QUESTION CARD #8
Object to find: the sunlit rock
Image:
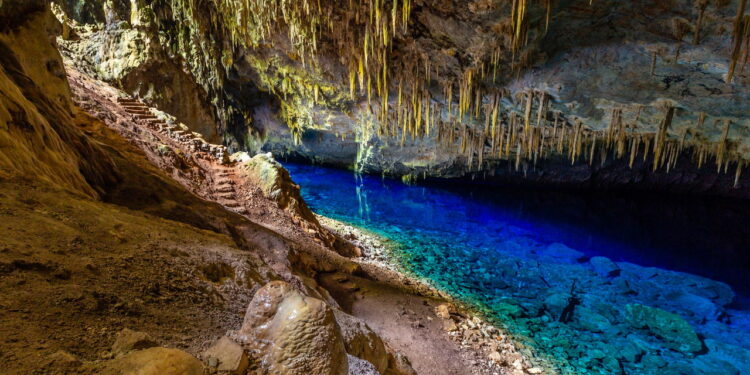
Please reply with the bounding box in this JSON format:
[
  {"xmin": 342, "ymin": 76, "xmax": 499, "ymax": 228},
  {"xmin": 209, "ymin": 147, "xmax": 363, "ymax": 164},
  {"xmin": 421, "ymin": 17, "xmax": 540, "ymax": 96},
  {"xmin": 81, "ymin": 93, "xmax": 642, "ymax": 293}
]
[{"xmin": 237, "ymin": 281, "xmax": 348, "ymax": 375}]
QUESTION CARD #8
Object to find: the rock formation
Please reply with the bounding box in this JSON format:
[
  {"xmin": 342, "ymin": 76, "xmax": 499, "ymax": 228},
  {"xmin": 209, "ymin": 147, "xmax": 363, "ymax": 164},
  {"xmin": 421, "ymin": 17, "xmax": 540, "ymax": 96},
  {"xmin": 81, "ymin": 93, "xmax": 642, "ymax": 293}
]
[{"xmin": 49, "ymin": 0, "xmax": 750, "ymax": 197}]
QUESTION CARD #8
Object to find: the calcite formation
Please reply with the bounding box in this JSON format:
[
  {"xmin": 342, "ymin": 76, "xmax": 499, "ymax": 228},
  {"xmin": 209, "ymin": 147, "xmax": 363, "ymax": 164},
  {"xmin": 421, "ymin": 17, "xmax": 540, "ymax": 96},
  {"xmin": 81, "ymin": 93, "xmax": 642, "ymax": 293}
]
[
  {"xmin": 237, "ymin": 281, "xmax": 349, "ymax": 375},
  {"xmin": 48, "ymin": 0, "xmax": 750, "ymax": 196}
]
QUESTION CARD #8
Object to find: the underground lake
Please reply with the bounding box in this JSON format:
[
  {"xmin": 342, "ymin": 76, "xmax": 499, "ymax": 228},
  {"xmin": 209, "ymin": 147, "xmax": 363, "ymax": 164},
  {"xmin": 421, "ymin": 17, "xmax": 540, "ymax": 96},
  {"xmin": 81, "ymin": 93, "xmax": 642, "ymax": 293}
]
[{"xmin": 285, "ymin": 162, "xmax": 750, "ymax": 375}]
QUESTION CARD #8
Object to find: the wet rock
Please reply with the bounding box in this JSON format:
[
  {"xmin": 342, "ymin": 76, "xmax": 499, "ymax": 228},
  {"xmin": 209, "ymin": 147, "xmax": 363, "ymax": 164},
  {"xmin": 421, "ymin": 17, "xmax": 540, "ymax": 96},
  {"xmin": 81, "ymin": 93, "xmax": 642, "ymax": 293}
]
[
  {"xmin": 625, "ymin": 304, "xmax": 702, "ymax": 354},
  {"xmin": 703, "ymin": 339, "xmax": 750, "ymax": 374},
  {"xmin": 541, "ymin": 243, "xmax": 585, "ymax": 264},
  {"xmin": 574, "ymin": 307, "xmax": 611, "ymax": 333},
  {"xmin": 237, "ymin": 281, "xmax": 348, "ymax": 375},
  {"xmin": 589, "ymin": 257, "xmax": 620, "ymax": 277},
  {"xmin": 202, "ymin": 336, "xmax": 249, "ymax": 375},
  {"xmin": 95, "ymin": 347, "xmax": 203, "ymax": 375},
  {"xmin": 111, "ymin": 328, "xmax": 158, "ymax": 357},
  {"xmin": 672, "ymin": 292, "xmax": 719, "ymax": 321},
  {"xmin": 333, "ymin": 310, "xmax": 388, "ymax": 373}
]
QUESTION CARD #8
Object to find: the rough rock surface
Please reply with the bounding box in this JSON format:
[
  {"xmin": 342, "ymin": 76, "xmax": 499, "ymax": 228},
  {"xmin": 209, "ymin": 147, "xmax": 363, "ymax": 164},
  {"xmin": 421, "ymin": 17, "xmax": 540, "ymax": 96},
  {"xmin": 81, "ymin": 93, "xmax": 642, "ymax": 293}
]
[
  {"xmin": 241, "ymin": 153, "xmax": 317, "ymax": 220},
  {"xmin": 111, "ymin": 329, "xmax": 158, "ymax": 357},
  {"xmin": 236, "ymin": 281, "xmax": 349, "ymax": 375},
  {"xmin": 333, "ymin": 309, "xmax": 389, "ymax": 373},
  {"xmin": 93, "ymin": 347, "xmax": 204, "ymax": 375},
  {"xmin": 625, "ymin": 303, "xmax": 703, "ymax": 354}
]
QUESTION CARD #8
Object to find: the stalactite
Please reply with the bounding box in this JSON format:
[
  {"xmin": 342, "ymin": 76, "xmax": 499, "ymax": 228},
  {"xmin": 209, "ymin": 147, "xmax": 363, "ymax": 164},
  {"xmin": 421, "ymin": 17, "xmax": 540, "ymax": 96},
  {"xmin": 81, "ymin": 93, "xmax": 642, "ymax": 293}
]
[
  {"xmin": 716, "ymin": 119, "xmax": 731, "ymax": 172},
  {"xmin": 694, "ymin": 0, "xmax": 709, "ymax": 45},
  {"xmin": 736, "ymin": 160, "xmax": 744, "ymax": 187},
  {"xmin": 653, "ymin": 106, "xmax": 675, "ymax": 171},
  {"xmin": 728, "ymin": 0, "xmax": 749, "ymax": 82}
]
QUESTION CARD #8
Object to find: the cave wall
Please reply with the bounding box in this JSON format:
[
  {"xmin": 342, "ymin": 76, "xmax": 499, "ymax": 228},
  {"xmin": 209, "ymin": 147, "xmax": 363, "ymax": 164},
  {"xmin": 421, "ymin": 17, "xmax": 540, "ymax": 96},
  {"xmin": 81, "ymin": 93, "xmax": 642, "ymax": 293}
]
[{"xmin": 0, "ymin": 0, "xmax": 116, "ymax": 197}]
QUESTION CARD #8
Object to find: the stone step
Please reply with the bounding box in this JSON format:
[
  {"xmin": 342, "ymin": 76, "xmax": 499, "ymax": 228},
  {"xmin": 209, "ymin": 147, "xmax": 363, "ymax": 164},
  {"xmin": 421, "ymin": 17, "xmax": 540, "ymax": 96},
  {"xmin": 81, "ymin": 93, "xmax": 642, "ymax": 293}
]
[
  {"xmin": 216, "ymin": 192, "xmax": 235, "ymax": 199},
  {"xmin": 221, "ymin": 201, "xmax": 241, "ymax": 208},
  {"xmin": 136, "ymin": 115, "xmax": 157, "ymax": 120},
  {"xmin": 216, "ymin": 185, "xmax": 234, "ymax": 193},
  {"xmin": 124, "ymin": 105, "xmax": 148, "ymax": 110}
]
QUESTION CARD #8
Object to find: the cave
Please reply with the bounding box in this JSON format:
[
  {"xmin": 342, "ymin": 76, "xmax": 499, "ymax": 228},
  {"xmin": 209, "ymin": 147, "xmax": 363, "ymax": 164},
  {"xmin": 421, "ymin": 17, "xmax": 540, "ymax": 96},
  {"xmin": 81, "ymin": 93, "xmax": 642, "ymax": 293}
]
[{"xmin": 1, "ymin": 0, "xmax": 749, "ymax": 374}]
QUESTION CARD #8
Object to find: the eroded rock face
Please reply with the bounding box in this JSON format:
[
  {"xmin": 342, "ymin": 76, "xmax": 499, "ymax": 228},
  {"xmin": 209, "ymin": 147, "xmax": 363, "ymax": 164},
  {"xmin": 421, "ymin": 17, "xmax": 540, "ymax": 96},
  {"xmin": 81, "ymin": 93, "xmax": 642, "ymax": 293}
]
[
  {"xmin": 237, "ymin": 280, "xmax": 348, "ymax": 375},
  {"xmin": 54, "ymin": 0, "xmax": 221, "ymax": 142},
  {"xmin": 0, "ymin": 0, "xmax": 117, "ymax": 198},
  {"xmin": 333, "ymin": 310, "xmax": 389, "ymax": 373},
  {"xmin": 241, "ymin": 153, "xmax": 311, "ymax": 215}
]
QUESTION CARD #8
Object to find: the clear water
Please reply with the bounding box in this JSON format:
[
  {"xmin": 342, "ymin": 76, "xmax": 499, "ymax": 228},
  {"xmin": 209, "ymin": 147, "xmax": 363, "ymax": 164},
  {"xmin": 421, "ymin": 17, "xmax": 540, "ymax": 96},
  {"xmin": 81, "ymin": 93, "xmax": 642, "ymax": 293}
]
[{"xmin": 284, "ymin": 162, "xmax": 750, "ymax": 375}]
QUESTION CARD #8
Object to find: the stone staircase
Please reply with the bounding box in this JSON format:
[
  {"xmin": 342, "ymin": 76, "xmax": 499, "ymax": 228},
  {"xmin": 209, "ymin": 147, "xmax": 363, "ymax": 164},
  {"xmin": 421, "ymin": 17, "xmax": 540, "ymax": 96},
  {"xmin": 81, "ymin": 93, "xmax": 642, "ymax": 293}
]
[
  {"xmin": 213, "ymin": 168, "xmax": 247, "ymax": 215},
  {"xmin": 116, "ymin": 97, "xmax": 228, "ymax": 163},
  {"xmin": 116, "ymin": 96, "xmax": 245, "ymax": 214}
]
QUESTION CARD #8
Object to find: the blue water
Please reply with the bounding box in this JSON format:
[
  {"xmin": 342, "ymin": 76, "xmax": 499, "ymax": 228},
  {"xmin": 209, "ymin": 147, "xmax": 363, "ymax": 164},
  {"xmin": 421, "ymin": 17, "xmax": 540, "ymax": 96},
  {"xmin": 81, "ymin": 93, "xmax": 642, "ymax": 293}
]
[{"xmin": 284, "ymin": 162, "xmax": 750, "ymax": 374}]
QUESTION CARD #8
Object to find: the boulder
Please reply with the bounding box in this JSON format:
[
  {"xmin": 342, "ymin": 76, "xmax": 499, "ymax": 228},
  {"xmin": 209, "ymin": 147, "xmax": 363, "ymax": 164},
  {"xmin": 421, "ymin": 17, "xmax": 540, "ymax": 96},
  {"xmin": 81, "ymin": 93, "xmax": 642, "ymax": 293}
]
[
  {"xmin": 385, "ymin": 352, "xmax": 417, "ymax": 375},
  {"xmin": 237, "ymin": 281, "xmax": 348, "ymax": 375},
  {"xmin": 95, "ymin": 347, "xmax": 203, "ymax": 375},
  {"xmin": 703, "ymin": 339, "xmax": 750, "ymax": 374},
  {"xmin": 334, "ymin": 310, "xmax": 389, "ymax": 373},
  {"xmin": 589, "ymin": 256, "xmax": 620, "ymax": 277},
  {"xmin": 434, "ymin": 303, "xmax": 455, "ymax": 319},
  {"xmin": 242, "ymin": 153, "xmax": 302, "ymax": 211},
  {"xmin": 40, "ymin": 350, "xmax": 82, "ymax": 373},
  {"xmin": 542, "ymin": 243, "xmax": 585, "ymax": 263},
  {"xmin": 625, "ymin": 304, "xmax": 702, "ymax": 354},
  {"xmin": 672, "ymin": 293, "xmax": 719, "ymax": 321},
  {"xmin": 111, "ymin": 328, "xmax": 158, "ymax": 357},
  {"xmin": 575, "ymin": 307, "xmax": 612, "ymax": 333},
  {"xmin": 203, "ymin": 336, "xmax": 249, "ymax": 375}
]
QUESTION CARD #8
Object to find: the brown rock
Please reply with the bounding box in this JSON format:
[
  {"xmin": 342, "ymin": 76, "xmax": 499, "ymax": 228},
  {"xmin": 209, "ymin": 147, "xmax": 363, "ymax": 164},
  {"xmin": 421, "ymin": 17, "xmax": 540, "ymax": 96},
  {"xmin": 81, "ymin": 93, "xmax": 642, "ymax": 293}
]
[
  {"xmin": 385, "ymin": 352, "xmax": 418, "ymax": 375},
  {"xmin": 111, "ymin": 328, "xmax": 158, "ymax": 357},
  {"xmin": 488, "ymin": 351, "xmax": 503, "ymax": 364},
  {"xmin": 95, "ymin": 347, "xmax": 203, "ymax": 375},
  {"xmin": 435, "ymin": 303, "xmax": 455, "ymax": 319},
  {"xmin": 203, "ymin": 336, "xmax": 249, "ymax": 375},
  {"xmin": 443, "ymin": 319, "xmax": 458, "ymax": 332},
  {"xmin": 334, "ymin": 310, "xmax": 388, "ymax": 373},
  {"xmin": 238, "ymin": 281, "xmax": 348, "ymax": 375}
]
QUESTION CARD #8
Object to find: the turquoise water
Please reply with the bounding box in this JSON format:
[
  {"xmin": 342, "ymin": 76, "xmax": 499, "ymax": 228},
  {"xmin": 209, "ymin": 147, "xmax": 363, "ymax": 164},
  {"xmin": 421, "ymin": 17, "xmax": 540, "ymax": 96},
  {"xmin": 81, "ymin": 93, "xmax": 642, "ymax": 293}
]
[{"xmin": 285, "ymin": 162, "xmax": 750, "ymax": 375}]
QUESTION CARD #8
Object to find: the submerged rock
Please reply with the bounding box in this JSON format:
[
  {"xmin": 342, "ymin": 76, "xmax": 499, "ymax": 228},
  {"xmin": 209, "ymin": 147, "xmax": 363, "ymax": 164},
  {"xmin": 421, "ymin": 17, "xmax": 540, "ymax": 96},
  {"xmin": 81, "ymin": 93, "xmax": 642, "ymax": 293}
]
[
  {"xmin": 589, "ymin": 256, "xmax": 620, "ymax": 277},
  {"xmin": 625, "ymin": 304, "xmax": 702, "ymax": 354},
  {"xmin": 541, "ymin": 243, "xmax": 585, "ymax": 264}
]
